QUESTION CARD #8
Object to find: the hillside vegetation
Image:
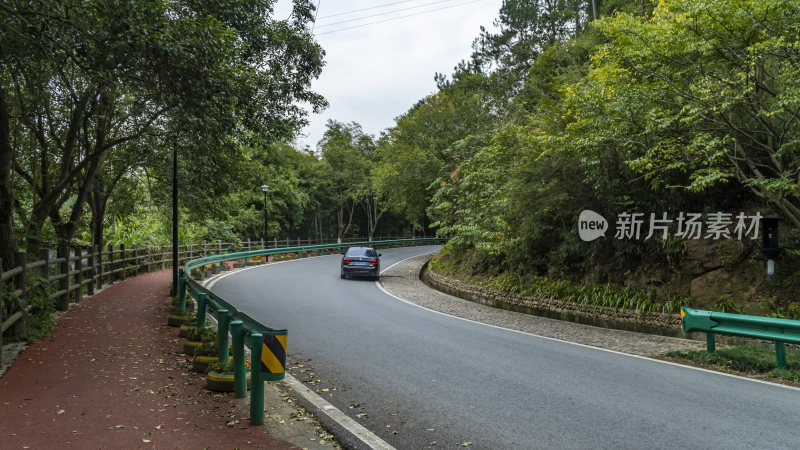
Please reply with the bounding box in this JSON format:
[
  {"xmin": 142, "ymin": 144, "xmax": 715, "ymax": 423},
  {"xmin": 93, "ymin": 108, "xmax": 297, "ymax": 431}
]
[{"xmin": 374, "ymin": 0, "xmax": 800, "ymax": 316}]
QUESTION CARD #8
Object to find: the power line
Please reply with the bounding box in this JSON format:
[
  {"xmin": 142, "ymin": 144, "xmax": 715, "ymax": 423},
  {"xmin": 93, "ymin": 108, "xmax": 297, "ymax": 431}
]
[
  {"xmin": 317, "ymin": 0, "xmax": 425, "ymax": 20},
  {"xmin": 316, "ymin": 0, "xmax": 489, "ymax": 36},
  {"xmin": 315, "ymin": 0, "xmax": 467, "ymax": 29},
  {"xmin": 311, "ymin": 0, "xmax": 321, "ymax": 33}
]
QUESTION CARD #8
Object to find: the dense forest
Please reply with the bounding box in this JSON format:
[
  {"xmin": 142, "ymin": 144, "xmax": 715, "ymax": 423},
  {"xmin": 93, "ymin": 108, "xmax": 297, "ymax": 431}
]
[
  {"xmin": 0, "ymin": 0, "xmax": 414, "ymax": 273},
  {"xmin": 378, "ymin": 0, "xmax": 800, "ymax": 314},
  {"xmin": 2, "ymin": 0, "xmax": 799, "ymax": 319}
]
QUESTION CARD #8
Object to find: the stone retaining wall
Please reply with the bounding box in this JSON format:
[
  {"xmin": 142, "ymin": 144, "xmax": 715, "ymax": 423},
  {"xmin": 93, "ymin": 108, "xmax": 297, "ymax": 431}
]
[{"xmin": 422, "ymin": 264, "xmax": 687, "ymax": 338}]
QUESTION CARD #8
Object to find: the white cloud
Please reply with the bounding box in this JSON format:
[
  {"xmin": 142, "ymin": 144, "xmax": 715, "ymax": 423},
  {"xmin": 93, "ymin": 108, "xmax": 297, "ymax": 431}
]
[{"xmin": 274, "ymin": 0, "xmax": 502, "ymax": 149}]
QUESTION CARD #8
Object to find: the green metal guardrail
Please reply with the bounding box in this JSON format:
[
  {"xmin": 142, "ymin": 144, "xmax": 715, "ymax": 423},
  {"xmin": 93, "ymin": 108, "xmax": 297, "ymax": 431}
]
[
  {"xmin": 681, "ymin": 306, "xmax": 800, "ymax": 369},
  {"xmin": 178, "ymin": 238, "xmax": 446, "ymax": 425}
]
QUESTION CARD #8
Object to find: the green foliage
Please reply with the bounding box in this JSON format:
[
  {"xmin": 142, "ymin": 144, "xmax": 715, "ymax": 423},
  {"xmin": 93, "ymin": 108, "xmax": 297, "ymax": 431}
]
[
  {"xmin": 1, "ymin": 0, "xmax": 328, "ymax": 257},
  {"xmin": 585, "ymin": 0, "xmax": 800, "ymax": 227},
  {"xmin": 192, "ymin": 327, "xmax": 219, "ymax": 357},
  {"xmin": 431, "ymin": 253, "xmax": 689, "ymax": 316},
  {"xmin": 666, "ymin": 346, "xmax": 800, "ymax": 379},
  {"xmin": 1, "ymin": 272, "xmax": 57, "ymax": 342}
]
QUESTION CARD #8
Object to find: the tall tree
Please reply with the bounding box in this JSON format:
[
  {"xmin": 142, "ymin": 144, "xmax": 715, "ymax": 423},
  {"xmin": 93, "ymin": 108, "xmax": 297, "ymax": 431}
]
[
  {"xmin": 318, "ymin": 120, "xmax": 375, "ymax": 242},
  {"xmin": 584, "ymin": 0, "xmax": 800, "ymax": 226},
  {"xmin": 0, "ymin": 0, "xmax": 327, "ymax": 259}
]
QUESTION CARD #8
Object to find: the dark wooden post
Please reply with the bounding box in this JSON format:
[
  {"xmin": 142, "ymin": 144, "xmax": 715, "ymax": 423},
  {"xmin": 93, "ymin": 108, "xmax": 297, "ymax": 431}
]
[
  {"xmin": 95, "ymin": 245, "xmax": 103, "ymax": 290},
  {"xmin": 57, "ymin": 244, "xmax": 69, "ymax": 311},
  {"xmin": 147, "ymin": 247, "xmax": 152, "ymax": 273},
  {"xmin": 87, "ymin": 246, "xmax": 95, "ymax": 296},
  {"xmin": 160, "ymin": 246, "xmax": 165, "ymax": 270},
  {"xmin": 134, "ymin": 247, "xmax": 140, "ymax": 275},
  {"xmin": 38, "ymin": 249, "xmax": 49, "ymax": 280},
  {"xmin": 74, "ymin": 246, "xmax": 83, "ymax": 302},
  {"xmin": 0, "ymin": 257, "xmax": 3, "ymax": 365},
  {"xmin": 107, "ymin": 243, "xmax": 114, "ymax": 285},
  {"xmin": 14, "ymin": 252, "xmax": 27, "ymax": 338},
  {"xmin": 119, "ymin": 244, "xmax": 126, "ymax": 280}
]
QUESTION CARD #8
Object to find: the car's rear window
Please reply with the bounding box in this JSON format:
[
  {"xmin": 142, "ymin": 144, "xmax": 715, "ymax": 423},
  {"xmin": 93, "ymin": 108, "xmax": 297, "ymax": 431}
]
[{"xmin": 346, "ymin": 248, "xmax": 376, "ymax": 257}]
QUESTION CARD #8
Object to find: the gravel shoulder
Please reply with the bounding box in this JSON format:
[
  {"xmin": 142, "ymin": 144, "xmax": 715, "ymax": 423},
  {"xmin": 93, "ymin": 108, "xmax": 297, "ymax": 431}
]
[{"xmin": 380, "ymin": 253, "xmax": 706, "ymax": 358}]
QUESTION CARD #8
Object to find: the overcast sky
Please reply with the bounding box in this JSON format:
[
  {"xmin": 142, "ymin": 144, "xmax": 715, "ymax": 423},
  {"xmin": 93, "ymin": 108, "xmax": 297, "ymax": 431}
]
[{"xmin": 273, "ymin": 0, "xmax": 503, "ymax": 151}]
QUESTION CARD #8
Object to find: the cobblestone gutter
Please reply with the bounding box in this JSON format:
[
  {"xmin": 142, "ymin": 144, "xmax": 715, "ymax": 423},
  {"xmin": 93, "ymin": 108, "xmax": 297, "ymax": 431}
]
[
  {"xmin": 421, "ymin": 263, "xmax": 700, "ymax": 339},
  {"xmin": 381, "ymin": 253, "xmax": 706, "ymax": 357}
]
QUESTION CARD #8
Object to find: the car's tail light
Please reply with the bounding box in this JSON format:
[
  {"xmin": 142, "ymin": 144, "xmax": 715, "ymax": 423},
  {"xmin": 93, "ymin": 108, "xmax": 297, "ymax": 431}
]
[
  {"xmin": 342, "ymin": 258, "xmax": 352, "ymax": 264},
  {"xmin": 369, "ymin": 259, "xmax": 379, "ymax": 264}
]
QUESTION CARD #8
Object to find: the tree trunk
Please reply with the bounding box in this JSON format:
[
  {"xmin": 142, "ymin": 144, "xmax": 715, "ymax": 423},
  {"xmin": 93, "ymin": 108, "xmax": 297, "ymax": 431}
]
[{"xmin": 0, "ymin": 86, "xmax": 16, "ymax": 270}]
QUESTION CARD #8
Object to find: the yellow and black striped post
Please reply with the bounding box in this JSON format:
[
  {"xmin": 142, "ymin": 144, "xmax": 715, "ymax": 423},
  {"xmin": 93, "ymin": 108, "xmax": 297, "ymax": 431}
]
[{"xmin": 260, "ymin": 330, "xmax": 287, "ymax": 381}]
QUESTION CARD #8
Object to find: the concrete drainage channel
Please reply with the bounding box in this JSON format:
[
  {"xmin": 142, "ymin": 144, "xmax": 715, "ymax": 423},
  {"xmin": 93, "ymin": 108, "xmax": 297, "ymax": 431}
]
[{"xmin": 202, "ymin": 258, "xmax": 397, "ymax": 450}]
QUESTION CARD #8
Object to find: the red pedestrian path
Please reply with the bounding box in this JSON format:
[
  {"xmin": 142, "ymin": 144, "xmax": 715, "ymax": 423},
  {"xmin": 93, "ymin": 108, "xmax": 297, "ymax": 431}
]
[{"xmin": 0, "ymin": 270, "xmax": 298, "ymax": 449}]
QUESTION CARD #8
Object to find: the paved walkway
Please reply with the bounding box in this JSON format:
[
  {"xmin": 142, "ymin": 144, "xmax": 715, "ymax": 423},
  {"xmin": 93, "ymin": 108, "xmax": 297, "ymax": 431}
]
[
  {"xmin": 0, "ymin": 252, "xmax": 710, "ymax": 449},
  {"xmin": 0, "ymin": 270, "xmax": 328, "ymax": 449}
]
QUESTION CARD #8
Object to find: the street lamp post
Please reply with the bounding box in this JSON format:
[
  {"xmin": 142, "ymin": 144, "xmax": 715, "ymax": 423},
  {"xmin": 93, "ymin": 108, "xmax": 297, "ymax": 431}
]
[
  {"xmin": 262, "ymin": 185, "xmax": 269, "ymax": 247},
  {"xmin": 171, "ymin": 145, "xmax": 178, "ymax": 296}
]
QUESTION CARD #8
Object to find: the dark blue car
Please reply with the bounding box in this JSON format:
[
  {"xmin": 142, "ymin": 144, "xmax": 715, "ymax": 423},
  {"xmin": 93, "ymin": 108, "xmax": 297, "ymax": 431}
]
[{"xmin": 340, "ymin": 247, "xmax": 381, "ymax": 280}]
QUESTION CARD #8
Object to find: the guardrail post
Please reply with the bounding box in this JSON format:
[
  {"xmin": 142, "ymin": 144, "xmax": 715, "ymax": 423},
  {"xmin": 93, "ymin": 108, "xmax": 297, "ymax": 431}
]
[
  {"xmin": 57, "ymin": 244, "xmax": 69, "ymax": 311},
  {"xmin": 195, "ymin": 292, "xmax": 207, "ymax": 328},
  {"xmin": 217, "ymin": 309, "xmax": 230, "ymax": 363},
  {"xmin": 706, "ymin": 332, "xmax": 715, "ymax": 353},
  {"xmin": 74, "ymin": 246, "xmax": 83, "ymax": 302},
  {"xmin": 13, "ymin": 252, "xmax": 27, "ymax": 338},
  {"xmin": 776, "ymin": 342, "xmax": 787, "ymax": 369},
  {"xmin": 230, "ymin": 320, "xmax": 246, "ymax": 398},
  {"xmin": 250, "ymin": 332, "xmax": 264, "ymax": 425},
  {"xmin": 178, "ymin": 269, "xmax": 187, "ymax": 312}
]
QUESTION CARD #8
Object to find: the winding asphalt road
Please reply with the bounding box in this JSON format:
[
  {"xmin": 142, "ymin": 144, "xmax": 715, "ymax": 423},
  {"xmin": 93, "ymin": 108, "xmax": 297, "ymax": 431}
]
[{"xmin": 211, "ymin": 245, "xmax": 800, "ymax": 449}]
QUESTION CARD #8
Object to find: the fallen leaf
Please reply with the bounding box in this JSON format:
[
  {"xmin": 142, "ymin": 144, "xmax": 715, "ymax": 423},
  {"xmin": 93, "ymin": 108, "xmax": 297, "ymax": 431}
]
[
  {"xmin": 462, "ymin": 442, "xmax": 472, "ymax": 447},
  {"xmin": 57, "ymin": 410, "xmax": 65, "ymax": 415}
]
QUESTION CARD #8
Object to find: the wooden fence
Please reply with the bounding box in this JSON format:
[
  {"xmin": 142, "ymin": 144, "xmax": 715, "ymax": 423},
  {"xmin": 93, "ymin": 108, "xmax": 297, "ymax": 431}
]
[{"xmin": 0, "ymin": 235, "xmax": 415, "ymax": 364}]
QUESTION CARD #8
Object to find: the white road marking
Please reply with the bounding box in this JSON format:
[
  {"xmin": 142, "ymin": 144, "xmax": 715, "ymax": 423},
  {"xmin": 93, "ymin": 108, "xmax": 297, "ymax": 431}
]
[
  {"xmin": 201, "ymin": 256, "xmax": 397, "ymax": 450},
  {"xmin": 283, "ymin": 374, "xmax": 397, "ymax": 450},
  {"xmin": 377, "ymin": 253, "xmax": 800, "ymax": 392}
]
